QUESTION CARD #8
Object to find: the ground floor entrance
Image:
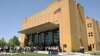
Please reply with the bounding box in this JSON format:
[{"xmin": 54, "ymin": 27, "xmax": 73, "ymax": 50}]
[{"xmin": 26, "ymin": 28, "xmax": 61, "ymax": 51}]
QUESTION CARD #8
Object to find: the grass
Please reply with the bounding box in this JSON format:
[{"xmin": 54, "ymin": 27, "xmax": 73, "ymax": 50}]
[{"xmin": 11, "ymin": 53, "xmax": 60, "ymax": 56}]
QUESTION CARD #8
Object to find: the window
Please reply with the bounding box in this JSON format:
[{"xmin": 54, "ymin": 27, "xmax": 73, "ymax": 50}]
[
  {"xmin": 45, "ymin": 31, "xmax": 53, "ymax": 46},
  {"xmin": 87, "ymin": 23, "xmax": 92, "ymax": 27},
  {"xmin": 27, "ymin": 28, "xmax": 60, "ymax": 50},
  {"xmin": 38, "ymin": 33, "xmax": 45, "ymax": 46},
  {"xmin": 53, "ymin": 29, "xmax": 59, "ymax": 46},
  {"xmin": 34, "ymin": 34, "xmax": 39, "ymax": 46},
  {"xmin": 54, "ymin": 8, "xmax": 61, "ymax": 14},
  {"xmin": 88, "ymin": 32, "xmax": 93, "ymax": 37}
]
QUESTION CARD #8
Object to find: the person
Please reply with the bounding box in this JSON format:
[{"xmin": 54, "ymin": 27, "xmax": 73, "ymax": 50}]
[
  {"xmin": 48, "ymin": 47, "xmax": 51, "ymax": 54},
  {"xmin": 80, "ymin": 46, "xmax": 84, "ymax": 53},
  {"xmin": 53, "ymin": 46, "xmax": 58, "ymax": 55},
  {"xmin": 0, "ymin": 47, "xmax": 1, "ymax": 53},
  {"xmin": 51, "ymin": 47, "xmax": 53, "ymax": 55},
  {"xmin": 55, "ymin": 46, "xmax": 59, "ymax": 55},
  {"xmin": 45, "ymin": 47, "xmax": 48, "ymax": 51}
]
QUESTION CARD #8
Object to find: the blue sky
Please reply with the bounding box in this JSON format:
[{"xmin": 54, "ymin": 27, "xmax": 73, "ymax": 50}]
[{"xmin": 0, "ymin": 0, "xmax": 100, "ymax": 41}]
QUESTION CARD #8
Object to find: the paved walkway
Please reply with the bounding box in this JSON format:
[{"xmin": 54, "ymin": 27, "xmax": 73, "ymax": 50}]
[
  {"xmin": 0, "ymin": 52, "xmax": 18, "ymax": 56},
  {"xmin": 0, "ymin": 52, "xmax": 98, "ymax": 56},
  {"xmin": 58, "ymin": 52, "xmax": 97, "ymax": 56}
]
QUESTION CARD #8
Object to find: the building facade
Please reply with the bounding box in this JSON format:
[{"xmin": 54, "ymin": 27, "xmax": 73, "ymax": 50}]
[
  {"xmin": 19, "ymin": 0, "xmax": 100, "ymax": 52},
  {"xmin": 85, "ymin": 17, "xmax": 100, "ymax": 51}
]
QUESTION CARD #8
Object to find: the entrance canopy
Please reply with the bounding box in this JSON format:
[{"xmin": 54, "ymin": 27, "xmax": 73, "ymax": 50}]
[{"xmin": 19, "ymin": 22, "xmax": 58, "ymax": 34}]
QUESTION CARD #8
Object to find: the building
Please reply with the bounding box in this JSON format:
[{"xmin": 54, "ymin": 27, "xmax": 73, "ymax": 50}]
[
  {"xmin": 85, "ymin": 17, "xmax": 100, "ymax": 51},
  {"xmin": 19, "ymin": 0, "xmax": 90, "ymax": 52}
]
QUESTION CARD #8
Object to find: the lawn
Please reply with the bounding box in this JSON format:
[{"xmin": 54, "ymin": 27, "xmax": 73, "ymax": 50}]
[{"xmin": 11, "ymin": 53, "xmax": 60, "ymax": 56}]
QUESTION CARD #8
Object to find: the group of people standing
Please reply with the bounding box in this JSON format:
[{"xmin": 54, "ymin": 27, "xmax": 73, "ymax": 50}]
[
  {"xmin": 0, "ymin": 46, "xmax": 60, "ymax": 55},
  {"xmin": 0, "ymin": 46, "xmax": 35, "ymax": 53},
  {"xmin": 47, "ymin": 46, "xmax": 59, "ymax": 55}
]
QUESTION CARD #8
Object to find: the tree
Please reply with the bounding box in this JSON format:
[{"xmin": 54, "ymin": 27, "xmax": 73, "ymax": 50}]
[
  {"xmin": 8, "ymin": 36, "xmax": 20, "ymax": 47},
  {"xmin": 0, "ymin": 38, "xmax": 6, "ymax": 47},
  {"xmin": 28, "ymin": 40, "xmax": 33, "ymax": 46}
]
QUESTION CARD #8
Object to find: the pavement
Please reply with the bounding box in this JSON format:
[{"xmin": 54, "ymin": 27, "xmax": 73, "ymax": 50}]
[
  {"xmin": 0, "ymin": 52, "xmax": 18, "ymax": 56},
  {"xmin": 59, "ymin": 52, "xmax": 96, "ymax": 56},
  {"xmin": 0, "ymin": 52, "xmax": 99, "ymax": 56}
]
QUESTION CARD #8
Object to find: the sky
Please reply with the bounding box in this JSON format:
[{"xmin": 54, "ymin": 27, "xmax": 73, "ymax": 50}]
[{"xmin": 0, "ymin": 0, "xmax": 100, "ymax": 41}]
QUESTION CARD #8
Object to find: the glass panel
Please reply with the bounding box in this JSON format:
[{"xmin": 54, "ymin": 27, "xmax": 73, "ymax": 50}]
[
  {"xmin": 38, "ymin": 32, "xmax": 45, "ymax": 46},
  {"xmin": 27, "ymin": 28, "xmax": 60, "ymax": 50},
  {"xmin": 45, "ymin": 31, "xmax": 53, "ymax": 46},
  {"xmin": 34, "ymin": 34, "xmax": 38, "ymax": 46},
  {"xmin": 53, "ymin": 29, "xmax": 59, "ymax": 46}
]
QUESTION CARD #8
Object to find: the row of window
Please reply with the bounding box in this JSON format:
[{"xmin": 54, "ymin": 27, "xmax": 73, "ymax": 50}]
[
  {"xmin": 88, "ymin": 44, "xmax": 94, "ymax": 51},
  {"xmin": 90, "ymin": 44, "xmax": 94, "ymax": 48},
  {"xmin": 90, "ymin": 43, "xmax": 100, "ymax": 49},
  {"xmin": 27, "ymin": 28, "xmax": 59, "ymax": 47}
]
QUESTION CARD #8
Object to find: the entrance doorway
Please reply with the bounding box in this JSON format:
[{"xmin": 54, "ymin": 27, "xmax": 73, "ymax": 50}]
[{"xmin": 26, "ymin": 28, "xmax": 61, "ymax": 51}]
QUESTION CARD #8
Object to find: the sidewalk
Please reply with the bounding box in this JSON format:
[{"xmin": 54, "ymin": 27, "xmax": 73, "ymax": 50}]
[{"xmin": 0, "ymin": 52, "xmax": 18, "ymax": 56}]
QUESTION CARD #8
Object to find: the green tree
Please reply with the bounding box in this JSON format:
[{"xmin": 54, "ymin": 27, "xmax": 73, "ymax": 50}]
[
  {"xmin": 28, "ymin": 40, "xmax": 33, "ymax": 46},
  {"xmin": 0, "ymin": 38, "xmax": 6, "ymax": 47},
  {"xmin": 8, "ymin": 36, "xmax": 20, "ymax": 47}
]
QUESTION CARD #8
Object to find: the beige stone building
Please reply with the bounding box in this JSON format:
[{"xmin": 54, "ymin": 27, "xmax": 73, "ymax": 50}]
[
  {"xmin": 85, "ymin": 17, "xmax": 100, "ymax": 51},
  {"xmin": 19, "ymin": 0, "xmax": 99, "ymax": 52}
]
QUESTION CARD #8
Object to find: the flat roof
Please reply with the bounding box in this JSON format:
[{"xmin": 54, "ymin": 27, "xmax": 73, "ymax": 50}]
[{"xmin": 19, "ymin": 22, "xmax": 58, "ymax": 34}]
